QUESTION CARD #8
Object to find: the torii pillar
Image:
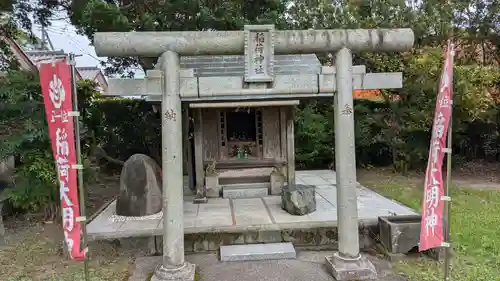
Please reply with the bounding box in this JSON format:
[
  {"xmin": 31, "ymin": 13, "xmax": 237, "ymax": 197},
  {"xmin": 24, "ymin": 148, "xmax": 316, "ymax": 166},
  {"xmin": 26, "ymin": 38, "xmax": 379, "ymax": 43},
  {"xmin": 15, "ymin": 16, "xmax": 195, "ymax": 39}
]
[{"xmin": 94, "ymin": 27, "xmax": 414, "ymax": 281}]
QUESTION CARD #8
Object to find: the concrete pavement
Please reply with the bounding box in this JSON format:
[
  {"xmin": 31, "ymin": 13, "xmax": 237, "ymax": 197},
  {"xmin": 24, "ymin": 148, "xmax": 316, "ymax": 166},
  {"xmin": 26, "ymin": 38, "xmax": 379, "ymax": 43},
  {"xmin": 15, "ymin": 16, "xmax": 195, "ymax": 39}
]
[
  {"xmin": 88, "ymin": 170, "xmax": 416, "ymax": 241},
  {"xmin": 130, "ymin": 251, "xmax": 409, "ymax": 281}
]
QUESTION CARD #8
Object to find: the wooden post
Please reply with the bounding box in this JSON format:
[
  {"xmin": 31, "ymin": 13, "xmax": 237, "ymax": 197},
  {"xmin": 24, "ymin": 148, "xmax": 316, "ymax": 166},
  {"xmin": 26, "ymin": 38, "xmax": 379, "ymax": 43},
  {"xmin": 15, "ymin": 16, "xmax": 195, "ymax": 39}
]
[
  {"xmin": 182, "ymin": 105, "xmax": 195, "ymax": 191},
  {"xmin": 443, "ymin": 40, "xmax": 455, "ymax": 281},
  {"xmin": 69, "ymin": 53, "xmax": 90, "ymax": 281},
  {"xmin": 279, "ymin": 107, "xmax": 288, "ymax": 179},
  {"xmin": 286, "ymin": 106, "xmax": 295, "ymax": 186},
  {"xmin": 182, "ymin": 106, "xmax": 188, "ymax": 178},
  {"xmin": 193, "ymin": 108, "xmax": 207, "ymax": 203}
]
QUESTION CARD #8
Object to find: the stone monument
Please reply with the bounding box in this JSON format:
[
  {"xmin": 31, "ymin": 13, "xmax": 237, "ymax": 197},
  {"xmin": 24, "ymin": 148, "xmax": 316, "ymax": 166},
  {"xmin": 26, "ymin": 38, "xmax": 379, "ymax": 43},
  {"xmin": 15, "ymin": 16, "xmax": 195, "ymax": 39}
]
[
  {"xmin": 0, "ymin": 156, "xmax": 14, "ymax": 246},
  {"xmin": 116, "ymin": 154, "xmax": 162, "ymax": 217}
]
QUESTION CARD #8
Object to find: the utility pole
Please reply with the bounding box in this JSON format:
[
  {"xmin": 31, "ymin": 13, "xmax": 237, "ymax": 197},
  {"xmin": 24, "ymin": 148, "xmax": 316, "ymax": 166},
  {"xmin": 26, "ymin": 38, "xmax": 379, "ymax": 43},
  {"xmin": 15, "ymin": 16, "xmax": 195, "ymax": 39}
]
[
  {"xmin": 39, "ymin": 25, "xmax": 54, "ymax": 51},
  {"xmin": 40, "ymin": 26, "xmax": 46, "ymax": 50}
]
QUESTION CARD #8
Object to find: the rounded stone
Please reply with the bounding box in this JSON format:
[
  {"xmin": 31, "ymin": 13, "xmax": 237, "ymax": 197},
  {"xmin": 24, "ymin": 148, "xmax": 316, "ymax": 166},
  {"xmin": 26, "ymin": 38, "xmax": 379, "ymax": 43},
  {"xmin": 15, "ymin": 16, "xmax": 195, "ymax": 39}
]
[{"xmin": 116, "ymin": 154, "xmax": 162, "ymax": 217}]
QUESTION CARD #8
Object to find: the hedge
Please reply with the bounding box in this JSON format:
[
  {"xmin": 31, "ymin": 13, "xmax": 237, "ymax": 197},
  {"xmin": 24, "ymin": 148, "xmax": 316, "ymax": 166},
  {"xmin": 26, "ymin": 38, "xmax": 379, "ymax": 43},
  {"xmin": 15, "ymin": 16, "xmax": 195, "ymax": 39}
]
[{"xmin": 87, "ymin": 98, "xmax": 500, "ymax": 173}]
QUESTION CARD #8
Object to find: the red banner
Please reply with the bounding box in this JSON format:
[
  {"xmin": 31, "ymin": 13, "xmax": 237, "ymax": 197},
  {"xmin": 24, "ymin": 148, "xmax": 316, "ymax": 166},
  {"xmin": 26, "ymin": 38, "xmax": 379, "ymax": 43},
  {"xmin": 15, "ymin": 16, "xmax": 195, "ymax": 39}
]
[
  {"xmin": 39, "ymin": 60, "xmax": 86, "ymax": 260},
  {"xmin": 419, "ymin": 42, "xmax": 454, "ymax": 251}
]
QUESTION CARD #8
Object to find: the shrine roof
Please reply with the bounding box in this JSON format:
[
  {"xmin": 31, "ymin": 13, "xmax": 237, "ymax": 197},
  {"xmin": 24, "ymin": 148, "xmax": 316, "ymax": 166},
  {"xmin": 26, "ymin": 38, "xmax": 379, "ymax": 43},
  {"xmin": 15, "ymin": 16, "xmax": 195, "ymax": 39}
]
[
  {"xmin": 76, "ymin": 66, "xmax": 102, "ymax": 81},
  {"xmin": 24, "ymin": 50, "xmax": 67, "ymax": 65},
  {"xmin": 180, "ymin": 54, "xmax": 321, "ymax": 77}
]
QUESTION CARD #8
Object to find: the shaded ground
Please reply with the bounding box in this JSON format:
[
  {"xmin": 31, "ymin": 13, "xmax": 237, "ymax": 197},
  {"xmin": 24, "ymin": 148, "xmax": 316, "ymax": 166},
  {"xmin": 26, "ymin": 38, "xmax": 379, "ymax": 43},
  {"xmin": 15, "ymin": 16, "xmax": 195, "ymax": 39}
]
[
  {"xmin": 86, "ymin": 172, "xmax": 122, "ymax": 215},
  {"xmin": 0, "ymin": 162, "xmax": 498, "ymax": 280}
]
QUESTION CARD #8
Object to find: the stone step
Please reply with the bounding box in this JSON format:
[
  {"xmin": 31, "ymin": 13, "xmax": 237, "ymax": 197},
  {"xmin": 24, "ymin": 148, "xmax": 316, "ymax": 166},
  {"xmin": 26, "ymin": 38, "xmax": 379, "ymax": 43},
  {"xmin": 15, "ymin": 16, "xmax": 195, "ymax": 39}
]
[
  {"xmin": 220, "ymin": 242, "xmax": 297, "ymax": 262},
  {"xmin": 218, "ymin": 168, "xmax": 272, "ymax": 185},
  {"xmin": 222, "ymin": 183, "xmax": 270, "ymax": 199},
  {"xmin": 221, "ymin": 182, "xmax": 271, "ymax": 190},
  {"xmin": 219, "ymin": 176, "xmax": 270, "ymax": 185}
]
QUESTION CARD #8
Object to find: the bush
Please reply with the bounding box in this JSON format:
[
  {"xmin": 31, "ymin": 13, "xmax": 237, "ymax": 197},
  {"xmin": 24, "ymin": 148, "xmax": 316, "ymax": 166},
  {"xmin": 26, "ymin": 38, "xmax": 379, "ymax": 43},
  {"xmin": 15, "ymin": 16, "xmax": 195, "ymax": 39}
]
[
  {"xmin": 0, "ymin": 70, "xmax": 98, "ymax": 218},
  {"xmin": 85, "ymin": 98, "xmax": 162, "ymax": 170},
  {"xmin": 7, "ymin": 150, "xmax": 94, "ymax": 218}
]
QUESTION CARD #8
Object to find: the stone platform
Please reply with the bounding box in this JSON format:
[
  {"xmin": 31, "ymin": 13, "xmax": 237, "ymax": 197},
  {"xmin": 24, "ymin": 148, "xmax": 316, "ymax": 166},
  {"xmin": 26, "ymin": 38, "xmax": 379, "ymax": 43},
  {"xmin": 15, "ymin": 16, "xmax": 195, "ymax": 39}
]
[{"xmin": 87, "ymin": 170, "xmax": 416, "ymax": 249}]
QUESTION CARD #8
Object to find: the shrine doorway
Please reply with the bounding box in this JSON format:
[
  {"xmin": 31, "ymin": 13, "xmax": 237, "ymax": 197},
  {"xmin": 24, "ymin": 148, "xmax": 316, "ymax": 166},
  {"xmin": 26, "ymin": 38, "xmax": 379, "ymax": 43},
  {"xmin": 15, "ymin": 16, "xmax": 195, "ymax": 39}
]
[{"xmin": 223, "ymin": 108, "xmax": 262, "ymax": 160}]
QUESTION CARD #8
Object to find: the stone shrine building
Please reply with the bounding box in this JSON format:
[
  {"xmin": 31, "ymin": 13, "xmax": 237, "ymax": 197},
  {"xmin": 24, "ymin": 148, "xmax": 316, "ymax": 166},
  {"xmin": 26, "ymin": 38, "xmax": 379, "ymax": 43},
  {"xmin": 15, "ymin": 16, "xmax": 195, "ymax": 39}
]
[{"xmin": 170, "ymin": 54, "xmax": 321, "ymax": 198}]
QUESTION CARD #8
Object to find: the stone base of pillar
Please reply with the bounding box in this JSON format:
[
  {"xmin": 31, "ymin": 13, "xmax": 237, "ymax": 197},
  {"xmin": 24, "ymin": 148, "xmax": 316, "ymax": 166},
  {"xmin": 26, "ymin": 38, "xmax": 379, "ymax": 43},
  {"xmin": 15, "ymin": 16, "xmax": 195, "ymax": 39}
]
[
  {"xmin": 193, "ymin": 194, "xmax": 208, "ymax": 204},
  {"xmin": 151, "ymin": 262, "xmax": 196, "ymax": 281},
  {"xmin": 325, "ymin": 253, "xmax": 377, "ymax": 281}
]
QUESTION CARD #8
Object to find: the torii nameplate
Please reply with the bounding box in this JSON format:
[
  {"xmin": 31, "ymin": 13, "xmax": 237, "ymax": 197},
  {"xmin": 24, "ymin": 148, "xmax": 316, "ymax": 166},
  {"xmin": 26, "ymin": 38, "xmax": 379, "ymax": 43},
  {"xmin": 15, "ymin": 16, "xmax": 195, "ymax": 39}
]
[{"xmin": 244, "ymin": 25, "xmax": 275, "ymax": 83}]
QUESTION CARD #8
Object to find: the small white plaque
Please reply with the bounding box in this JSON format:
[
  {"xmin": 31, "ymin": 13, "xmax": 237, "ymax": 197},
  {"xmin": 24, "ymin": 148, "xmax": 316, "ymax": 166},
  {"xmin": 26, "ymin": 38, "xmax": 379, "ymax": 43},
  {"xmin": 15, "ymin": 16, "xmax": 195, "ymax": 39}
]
[{"xmin": 244, "ymin": 24, "xmax": 275, "ymax": 83}]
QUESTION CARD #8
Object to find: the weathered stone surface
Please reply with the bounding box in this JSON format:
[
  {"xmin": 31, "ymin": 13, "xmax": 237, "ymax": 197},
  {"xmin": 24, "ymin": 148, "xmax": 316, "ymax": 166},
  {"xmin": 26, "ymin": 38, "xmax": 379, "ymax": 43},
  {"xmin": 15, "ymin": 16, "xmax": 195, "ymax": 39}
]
[
  {"xmin": 0, "ymin": 171, "xmax": 14, "ymax": 246},
  {"xmin": 119, "ymin": 236, "xmax": 162, "ymax": 256},
  {"xmin": 0, "ymin": 156, "xmax": 14, "ymax": 217},
  {"xmin": 0, "ymin": 183, "xmax": 13, "ymax": 218},
  {"xmin": 205, "ymin": 176, "xmax": 220, "ymax": 198},
  {"xmin": 220, "ymin": 243, "xmax": 296, "ymax": 262},
  {"xmin": 378, "ymin": 215, "xmax": 421, "ymax": 254},
  {"xmin": 223, "ymin": 186, "xmax": 268, "ymax": 199},
  {"xmin": 151, "ymin": 262, "xmax": 196, "ymax": 281},
  {"xmin": 270, "ymin": 173, "xmax": 285, "ymax": 195},
  {"xmin": 0, "ymin": 202, "xmax": 5, "ymax": 246},
  {"xmin": 281, "ymin": 184, "xmax": 316, "ymax": 216},
  {"xmin": 193, "ymin": 195, "xmax": 208, "ymax": 204},
  {"xmin": 116, "ymin": 154, "xmax": 162, "ymax": 217},
  {"xmin": 0, "ymin": 156, "xmax": 14, "ymax": 179},
  {"xmin": 325, "ymin": 254, "xmax": 378, "ymax": 281}
]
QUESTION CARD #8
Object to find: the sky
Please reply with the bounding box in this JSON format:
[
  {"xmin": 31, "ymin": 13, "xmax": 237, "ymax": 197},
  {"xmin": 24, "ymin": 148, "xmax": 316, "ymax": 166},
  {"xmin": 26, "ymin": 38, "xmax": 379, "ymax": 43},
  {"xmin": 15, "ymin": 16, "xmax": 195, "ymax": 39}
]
[
  {"xmin": 33, "ymin": 19, "xmax": 147, "ymax": 78},
  {"xmin": 32, "ymin": 20, "xmax": 105, "ymax": 68}
]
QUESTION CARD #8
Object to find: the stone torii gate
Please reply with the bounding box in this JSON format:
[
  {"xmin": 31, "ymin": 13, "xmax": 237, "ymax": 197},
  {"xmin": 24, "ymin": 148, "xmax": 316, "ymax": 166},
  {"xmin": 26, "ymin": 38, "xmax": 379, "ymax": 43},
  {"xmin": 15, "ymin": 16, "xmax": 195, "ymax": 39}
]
[{"xmin": 94, "ymin": 26, "xmax": 414, "ymax": 281}]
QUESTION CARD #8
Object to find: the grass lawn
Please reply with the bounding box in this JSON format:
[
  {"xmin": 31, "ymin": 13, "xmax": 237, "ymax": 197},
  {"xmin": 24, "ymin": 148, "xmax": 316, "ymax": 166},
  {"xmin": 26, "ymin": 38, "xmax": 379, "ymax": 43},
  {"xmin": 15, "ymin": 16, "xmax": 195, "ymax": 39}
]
[
  {"xmin": 0, "ymin": 221, "xmax": 134, "ymax": 281},
  {"xmin": 359, "ymin": 169, "xmax": 500, "ymax": 281},
  {"xmin": 0, "ymin": 173, "xmax": 134, "ymax": 281}
]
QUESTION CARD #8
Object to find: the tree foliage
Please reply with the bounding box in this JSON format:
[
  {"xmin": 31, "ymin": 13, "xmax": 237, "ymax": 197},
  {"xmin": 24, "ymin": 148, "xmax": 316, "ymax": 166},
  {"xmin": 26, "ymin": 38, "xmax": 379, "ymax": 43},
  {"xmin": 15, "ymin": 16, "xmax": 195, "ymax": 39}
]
[
  {"xmin": 0, "ymin": 71, "xmax": 47, "ymax": 161},
  {"xmin": 68, "ymin": 0, "xmax": 287, "ymax": 76},
  {"xmin": 3, "ymin": 0, "xmax": 498, "ymax": 72},
  {"xmin": 286, "ymin": 0, "xmax": 500, "ymax": 173},
  {"xmin": 0, "ymin": 70, "xmax": 98, "ymax": 218},
  {"xmin": 85, "ymin": 98, "xmax": 162, "ymax": 168}
]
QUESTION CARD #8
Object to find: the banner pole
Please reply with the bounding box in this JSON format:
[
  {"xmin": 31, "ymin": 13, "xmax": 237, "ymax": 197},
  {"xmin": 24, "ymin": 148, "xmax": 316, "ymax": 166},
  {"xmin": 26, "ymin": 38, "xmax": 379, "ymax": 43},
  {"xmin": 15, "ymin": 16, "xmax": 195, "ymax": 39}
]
[
  {"xmin": 69, "ymin": 53, "xmax": 90, "ymax": 281},
  {"xmin": 443, "ymin": 41, "xmax": 454, "ymax": 281}
]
